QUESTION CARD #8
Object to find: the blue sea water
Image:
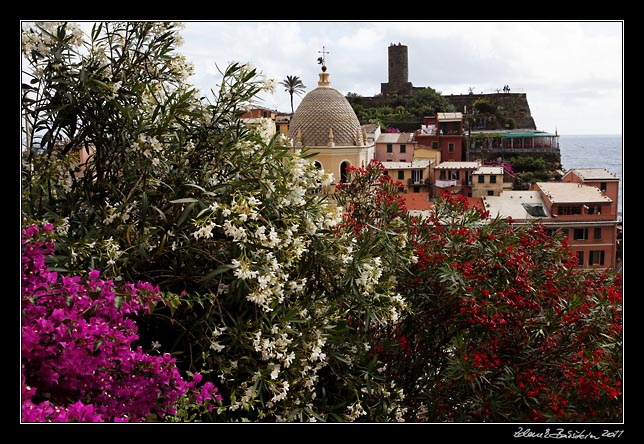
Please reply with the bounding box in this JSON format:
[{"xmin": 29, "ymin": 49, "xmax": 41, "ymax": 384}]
[{"xmin": 558, "ymin": 134, "xmax": 623, "ymax": 218}]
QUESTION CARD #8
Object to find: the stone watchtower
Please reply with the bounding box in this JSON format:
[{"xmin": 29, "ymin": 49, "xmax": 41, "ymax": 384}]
[{"xmin": 381, "ymin": 43, "xmax": 414, "ymax": 96}]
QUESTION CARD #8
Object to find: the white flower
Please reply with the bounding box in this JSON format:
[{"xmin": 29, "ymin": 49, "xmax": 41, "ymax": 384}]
[
  {"xmin": 262, "ymin": 78, "xmax": 276, "ymax": 94},
  {"xmin": 270, "ymin": 381, "xmax": 289, "ymax": 403},
  {"xmin": 310, "ymin": 345, "xmax": 326, "ymax": 362},
  {"xmin": 223, "ymin": 220, "xmax": 247, "ymax": 242},
  {"xmin": 247, "ymin": 196, "xmax": 262, "ymax": 206},
  {"xmin": 210, "ymin": 341, "xmax": 225, "ymax": 352}
]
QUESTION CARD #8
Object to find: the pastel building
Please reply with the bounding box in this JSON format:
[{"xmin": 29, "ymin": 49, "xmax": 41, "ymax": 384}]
[
  {"xmin": 432, "ymin": 161, "xmax": 480, "ymax": 197},
  {"xmin": 482, "ymin": 180, "xmax": 619, "ymax": 270},
  {"xmin": 376, "ymin": 132, "xmax": 417, "ymax": 162},
  {"xmin": 471, "ymin": 166, "xmax": 505, "ymax": 198},
  {"xmin": 562, "ymin": 168, "xmax": 620, "ymax": 218},
  {"xmin": 415, "ymin": 112, "xmax": 464, "ymax": 162},
  {"xmin": 382, "ymin": 158, "xmax": 434, "ymax": 193},
  {"xmin": 241, "ymin": 107, "xmax": 291, "ymax": 136}
]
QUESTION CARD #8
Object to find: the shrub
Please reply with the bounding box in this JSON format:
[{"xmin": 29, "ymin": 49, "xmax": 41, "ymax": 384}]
[{"xmin": 21, "ymin": 223, "xmax": 222, "ymax": 422}]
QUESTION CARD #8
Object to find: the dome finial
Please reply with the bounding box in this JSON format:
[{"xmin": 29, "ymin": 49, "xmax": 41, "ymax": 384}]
[
  {"xmin": 317, "ymin": 45, "xmax": 329, "ymax": 70},
  {"xmin": 317, "ymin": 45, "xmax": 330, "ymax": 86}
]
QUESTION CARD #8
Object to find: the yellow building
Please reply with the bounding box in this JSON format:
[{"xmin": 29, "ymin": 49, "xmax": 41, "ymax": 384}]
[
  {"xmin": 382, "ymin": 159, "xmax": 434, "ymax": 193},
  {"xmin": 412, "ymin": 146, "xmax": 442, "ymax": 165},
  {"xmin": 471, "ymin": 166, "xmax": 504, "ymax": 197},
  {"xmin": 287, "ymin": 66, "xmax": 375, "ymax": 191}
]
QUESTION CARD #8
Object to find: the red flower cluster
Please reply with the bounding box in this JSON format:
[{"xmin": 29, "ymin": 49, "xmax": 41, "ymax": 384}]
[{"xmin": 334, "ymin": 163, "xmax": 623, "ymax": 422}]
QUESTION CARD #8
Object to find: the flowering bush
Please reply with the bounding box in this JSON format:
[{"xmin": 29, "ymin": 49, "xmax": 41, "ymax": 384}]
[
  {"xmin": 21, "ymin": 223, "xmax": 222, "ymax": 422},
  {"xmin": 21, "ymin": 22, "xmax": 622, "ymax": 423},
  {"xmin": 22, "ymin": 22, "xmax": 410, "ymax": 422},
  {"xmin": 334, "ymin": 162, "xmax": 623, "ymax": 422}
]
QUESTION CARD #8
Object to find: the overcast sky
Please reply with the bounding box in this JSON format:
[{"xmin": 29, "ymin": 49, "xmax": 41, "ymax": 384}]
[{"xmin": 177, "ymin": 21, "xmax": 622, "ymax": 136}]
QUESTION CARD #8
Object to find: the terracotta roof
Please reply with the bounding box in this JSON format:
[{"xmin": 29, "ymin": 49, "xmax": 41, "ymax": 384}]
[
  {"xmin": 435, "ymin": 161, "xmax": 480, "ymax": 170},
  {"xmin": 565, "ymin": 168, "xmax": 619, "ymax": 181},
  {"xmin": 406, "ymin": 196, "xmax": 484, "ymax": 217},
  {"xmin": 536, "ymin": 182, "xmax": 612, "ymax": 204},
  {"xmin": 474, "ymin": 166, "xmax": 504, "ymax": 175},
  {"xmin": 402, "ymin": 194, "xmax": 484, "ymax": 213},
  {"xmin": 383, "ymin": 159, "xmax": 432, "ymax": 170},
  {"xmin": 377, "ymin": 132, "xmax": 415, "ymax": 144},
  {"xmin": 402, "ymin": 192, "xmax": 432, "ymax": 211}
]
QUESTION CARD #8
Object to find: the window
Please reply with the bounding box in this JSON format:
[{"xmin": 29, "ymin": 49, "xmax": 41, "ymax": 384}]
[
  {"xmin": 559, "ymin": 206, "xmax": 582, "ymax": 215},
  {"xmin": 576, "ymin": 251, "xmax": 585, "ymax": 266},
  {"xmin": 386, "ymin": 144, "xmax": 393, "ymax": 153},
  {"xmin": 439, "ymin": 170, "xmax": 446, "ymax": 180},
  {"xmin": 477, "ymin": 175, "xmax": 485, "ymax": 183},
  {"xmin": 487, "ymin": 190, "xmax": 494, "ymax": 196},
  {"xmin": 561, "ymin": 228, "xmax": 569, "ymax": 238},
  {"xmin": 573, "ymin": 228, "xmax": 588, "ymax": 240},
  {"xmin": 397, "ymin": 170, "xmax": 405, "ymax": 180},
  {"xmin": 414, "ymin": 186, "xmax": 420, "ymax": 193},
  {"xmin": 400, "ymin": 144, "xmax": 406, "ymax": 153},
  {"xmin": 412, "ymin": 170, "xmax": 423, "ymax": 183},
  {"xmin": 448, "ymin": 143, "xmax": 455, "ymax": 153},
  {"xmin": 490, "ymin": 175, "xmax": 497, "ymax": 184},
  {"xmin": 594, "ymin": 227, "xmax": 602, "ymax": 240},
  {"xmin": 432, "ymin": 141, "xmax": 439, "ymax": 149},
  {"xmin": 600, "ymin": 182, "xmax": 607, "ymax": 193},
  {"xmin": 589, "ymin": 250, "xmax": 605, "ymax": 266}
]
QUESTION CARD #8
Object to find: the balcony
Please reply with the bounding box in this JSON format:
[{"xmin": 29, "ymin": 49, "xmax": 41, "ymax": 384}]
[{"xmin": 435, "ymin": 179, "xmax": 458, "ymax": 188}]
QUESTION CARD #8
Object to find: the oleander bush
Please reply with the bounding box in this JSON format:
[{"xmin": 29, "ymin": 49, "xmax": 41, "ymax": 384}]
[{"xmin": 21, "ymin": 21, "xmax": 622, "ymax": 422}]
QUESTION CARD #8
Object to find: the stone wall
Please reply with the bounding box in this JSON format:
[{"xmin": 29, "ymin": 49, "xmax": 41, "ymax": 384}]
[{"xmin": 444, "ymin": 93, "xmax": 536, "ymax": 130}]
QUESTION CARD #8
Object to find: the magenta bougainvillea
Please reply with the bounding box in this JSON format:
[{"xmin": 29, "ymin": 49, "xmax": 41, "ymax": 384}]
[{"xmin": 21, "ymin": 223, "xmax": 222, "ymax": 422}]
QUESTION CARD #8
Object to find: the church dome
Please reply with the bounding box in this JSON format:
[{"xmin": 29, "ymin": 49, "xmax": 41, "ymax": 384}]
[{"xmin": 288, "ymin": 72, "xmax": 363, "ymax": 147}]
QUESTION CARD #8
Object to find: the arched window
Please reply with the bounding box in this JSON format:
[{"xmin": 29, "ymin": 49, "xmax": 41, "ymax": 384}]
[{"xmin": 340, "ymin": 161, "xmax": 351, "ymax": 183}]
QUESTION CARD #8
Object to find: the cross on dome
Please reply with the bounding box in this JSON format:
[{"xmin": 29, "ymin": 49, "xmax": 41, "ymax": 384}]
[{"xmin": 317, "ymin": 46, "xmax": 329, "ymax": 72}]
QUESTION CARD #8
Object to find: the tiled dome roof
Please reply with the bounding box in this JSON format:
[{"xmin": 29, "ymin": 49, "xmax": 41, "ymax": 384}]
[{"xmin": 288, "ymin": 84, "xmax": 363, "ymax": 147}]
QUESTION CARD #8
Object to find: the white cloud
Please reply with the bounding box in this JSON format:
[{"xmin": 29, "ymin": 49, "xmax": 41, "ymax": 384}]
[{"xmin": 38, "ymin": 20, "xmax": 621, "ymax": 135}]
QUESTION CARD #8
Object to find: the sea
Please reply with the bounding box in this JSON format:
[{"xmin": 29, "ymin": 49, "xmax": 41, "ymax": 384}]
[{"xmin": 558, "ymin": 134, "xmax": 623, "ymax": 220}]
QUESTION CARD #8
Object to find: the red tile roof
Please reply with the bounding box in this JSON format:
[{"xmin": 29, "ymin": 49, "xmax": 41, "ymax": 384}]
[
  {"xmin": 401, "ymin": 192, "xmax": 432, "ymax": 211},
  {"xmin": 400, "ymin": 192, "xmax": 485, "ymax": 213}
]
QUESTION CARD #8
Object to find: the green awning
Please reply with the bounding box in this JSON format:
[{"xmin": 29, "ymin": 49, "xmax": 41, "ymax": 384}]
[{"xmin": 501, "ymin": 132, "xmax": 556, "ymax": 138}]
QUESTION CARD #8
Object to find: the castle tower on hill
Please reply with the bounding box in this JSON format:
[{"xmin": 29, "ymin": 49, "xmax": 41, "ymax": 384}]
[{"xmin": 381, "ymin": 43, "xmax": 414, "ymax": 96}]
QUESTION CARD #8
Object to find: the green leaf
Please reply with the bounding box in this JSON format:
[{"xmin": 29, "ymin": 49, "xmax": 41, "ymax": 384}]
[
  {"xmin": 199, "ymin": 265, "xmax": 235, "ymax": 284},
  {"xmin": 169, "ymin": 197, "xmax": 200, "ymax": 204},
  {"xmin": 177, "ymin": 202, "xmax": 196, "ymax": 227}
]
